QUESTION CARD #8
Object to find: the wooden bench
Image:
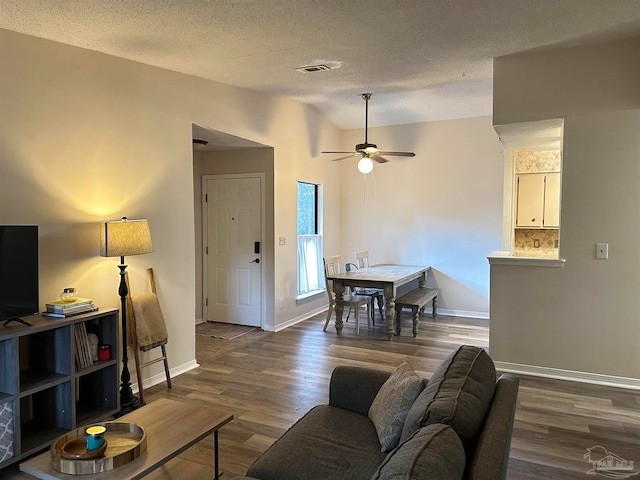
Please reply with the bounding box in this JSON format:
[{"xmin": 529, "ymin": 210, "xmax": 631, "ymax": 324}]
[{"xmin": 394, "ymin": 287, "xmax": 439, "ymax": 337}]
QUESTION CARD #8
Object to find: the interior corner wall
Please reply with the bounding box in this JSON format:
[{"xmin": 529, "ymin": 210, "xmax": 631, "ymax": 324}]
[
  {"xmin": 0, "ymin": 29, "xmax": 341, "ymax": 384},
  {"xmin": 339, "ymin": 116, "xmax": 503, "ymax": 318},
  {"xmin": 490, "ymin": 36, "xmax": 640, "ymax": 379}
]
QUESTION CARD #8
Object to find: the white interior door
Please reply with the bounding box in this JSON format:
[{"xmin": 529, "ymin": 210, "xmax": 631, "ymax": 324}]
[{"xmin": 205, "ymin": 176, "xmax": 262, "ymax": 326}]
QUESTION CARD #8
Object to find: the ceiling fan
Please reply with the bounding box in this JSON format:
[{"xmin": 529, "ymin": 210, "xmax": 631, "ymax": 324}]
[{"xmin": 322, "ymin": 93, "xmax": 415, "ymax": 171}]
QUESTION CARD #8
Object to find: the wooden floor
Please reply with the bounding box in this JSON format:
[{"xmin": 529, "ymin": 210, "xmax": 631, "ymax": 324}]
[{"xmin": 5, "ymin": 312, "xmax": 640, "ymax": 479}]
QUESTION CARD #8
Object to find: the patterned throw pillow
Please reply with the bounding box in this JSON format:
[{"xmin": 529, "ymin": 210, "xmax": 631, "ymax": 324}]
[{"xmin": 368, "ymin": 361, "xmax": 425, "ymax": 452}]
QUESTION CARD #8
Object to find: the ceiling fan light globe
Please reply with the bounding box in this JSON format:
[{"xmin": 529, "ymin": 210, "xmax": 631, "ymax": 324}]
[{"xmin": 358, "ymin": 157, "xmax": 374, "ymax": 174}]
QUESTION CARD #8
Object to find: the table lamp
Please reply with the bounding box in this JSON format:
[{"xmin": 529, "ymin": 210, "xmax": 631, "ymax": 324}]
[{"xmin": 100, "ymin": 217, "xmax": 153, "ymax": 415}]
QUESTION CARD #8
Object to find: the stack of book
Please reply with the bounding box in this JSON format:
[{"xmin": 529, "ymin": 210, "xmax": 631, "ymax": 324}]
[
  {"xmin": 44, "ymin": 298, "xmax": 97, "ymax": 318},
  {"xmin": 74, "ymin": 322, "xmax": 93, "ymax": 369}
]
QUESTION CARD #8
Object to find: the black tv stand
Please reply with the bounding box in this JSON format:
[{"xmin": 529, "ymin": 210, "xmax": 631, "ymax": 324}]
[{"xmin": 3, "ymin": 317, "xmax": 32, "ymax": 327}]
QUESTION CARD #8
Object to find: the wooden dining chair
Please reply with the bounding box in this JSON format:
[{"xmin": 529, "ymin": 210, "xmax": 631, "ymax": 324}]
[
  {"xmin": 355, "ymin": 250, "xmax": 371, "ymax": 269},
  {"xmin": 323, "ymin": 255, "xmax": 372, "ymax": 335},
  {"xmin": 353, "ymin": 251, "xmax": 385, "ymax": 320},
  {"xmin": 344, "ymin": 262, "xmax": 383, "ymax": 324}
]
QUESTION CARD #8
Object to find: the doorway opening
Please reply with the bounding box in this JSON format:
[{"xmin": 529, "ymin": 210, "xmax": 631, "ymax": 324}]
[{"xmin": 192, "ymin": 123, "xmax": 275, "ymax": 330}]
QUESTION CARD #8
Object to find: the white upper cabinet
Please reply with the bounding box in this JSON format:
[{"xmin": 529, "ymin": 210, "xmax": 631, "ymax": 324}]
[
  {"xmin": 543, "ymin": 173, "xmax": 560, "ymax": 228},
  {"xmin": 515, "ymin": 173, "xmax": 560, "ymax": 229}
]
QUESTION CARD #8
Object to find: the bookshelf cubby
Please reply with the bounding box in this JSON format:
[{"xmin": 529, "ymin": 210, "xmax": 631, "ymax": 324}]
[{"xmin": 0, "ymin": 308, "xmax": 119, "ymax": 468}]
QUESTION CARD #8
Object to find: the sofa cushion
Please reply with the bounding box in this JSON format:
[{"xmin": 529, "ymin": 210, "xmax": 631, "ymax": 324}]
[
  {"xmin": 400, "ymin": 345, "xmax": 496, "ymax": 449},
  {"xmin": 371, "ymin": 424, "xmax": 466, "ymax": 480},
  {"xmin": 368, "ymin": 361, "xmax": 425, "ymax": 452},
  {"xmin": 247, "ymin": 405, "xmax": 388, "ymax": 480}
]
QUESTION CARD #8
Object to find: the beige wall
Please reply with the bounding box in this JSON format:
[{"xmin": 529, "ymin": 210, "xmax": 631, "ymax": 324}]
[
  {"xmin": 491, "ymin": 36, "xmax": 640, "ymax": 380},
  {"xmin": 340, "ymin": 116, "xmax": 504, "ymax": 317},
  {"xmin": 493, "ymin": 36, "xmax": 640, "ymax": 126},
  {"xmin": 0, "ymin": 29, "xmax": 341, "ymax": 384}
]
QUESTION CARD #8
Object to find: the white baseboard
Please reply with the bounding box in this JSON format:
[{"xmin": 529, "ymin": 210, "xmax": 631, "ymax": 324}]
[
  {"xmin": 274, "ymin": 305, "xmax": 329, "ymax": 332},
  {"xmin": 494, "ymin": 361, "xmax": 640, "ymax": 391},
  {"xmin": 132, "ymin": 359, "xmax": 200, "ymax": 394},
  {"xmin": 421, "ymin": 307, "xmax": 489, "ymax": 320}
]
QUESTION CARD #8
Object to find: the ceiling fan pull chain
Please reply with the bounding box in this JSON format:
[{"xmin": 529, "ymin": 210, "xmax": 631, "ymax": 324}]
[
  {"xmin": 363, "ymin": 170, "xmax": 367, "ymax": 205},
  {"xmin": 371, "ymin": 168, "xmax": 375, "ymax": 198}
]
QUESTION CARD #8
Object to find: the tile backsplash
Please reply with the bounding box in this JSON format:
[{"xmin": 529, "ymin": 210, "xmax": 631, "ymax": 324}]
[
  {"xmin": 515, "ymin": 149, "xmax": 561, "ymax": 173},
  {"xmin": 513, "ymin": 229, "xmax": 559, "ymax": 257}
]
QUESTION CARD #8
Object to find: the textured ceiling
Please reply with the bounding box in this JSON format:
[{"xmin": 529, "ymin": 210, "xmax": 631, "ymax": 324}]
[{"xmin": 1, "ymin": 0, "xmax": 640, "ymax": 130}]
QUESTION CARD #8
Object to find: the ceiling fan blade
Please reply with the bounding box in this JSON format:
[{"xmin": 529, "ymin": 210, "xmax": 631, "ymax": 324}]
[
  {"xmin": 321, "ymin": 151, "xmax": 356, "ymax": 154},
  {"xmin": 369, "ymin": 155, "xmax": 389, "ymax": 164},
  {"xmin": 377, "ymin": 151, "xmax": 416, "ymax": 157},
  {"xmin": 330, "ymin": 154, "xmax": 360, "ymax": 162}
]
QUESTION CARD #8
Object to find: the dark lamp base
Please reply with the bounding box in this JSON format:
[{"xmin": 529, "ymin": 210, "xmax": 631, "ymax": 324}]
[{"xmin": 115, "ymin": 395, "xmax": 145, "ymax": 418}]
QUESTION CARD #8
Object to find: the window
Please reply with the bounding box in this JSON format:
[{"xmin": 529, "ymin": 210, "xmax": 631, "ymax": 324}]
[{"xmin": 297, "ymin": 181, "xmax": 323, "ymax": 298}]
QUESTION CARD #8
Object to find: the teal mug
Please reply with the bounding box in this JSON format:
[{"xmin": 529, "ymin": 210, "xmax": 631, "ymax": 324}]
[{"xmin": 86, "ymin": 425, "xmax": 106, "ymax": 451}]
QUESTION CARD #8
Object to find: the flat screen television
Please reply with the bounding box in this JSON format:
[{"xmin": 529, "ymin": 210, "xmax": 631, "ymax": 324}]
[{"xmin": 0, "ymin": 225, "xmax": 39, "ymax": 326}]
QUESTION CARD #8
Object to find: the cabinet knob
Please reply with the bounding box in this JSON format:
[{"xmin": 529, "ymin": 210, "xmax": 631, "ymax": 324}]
[{"xmin": 531, "ymin": 218, "xmax": 535, "ymax": 222}]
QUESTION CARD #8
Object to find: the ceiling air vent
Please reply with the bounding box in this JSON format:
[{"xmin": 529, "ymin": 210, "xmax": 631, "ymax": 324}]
[{"xmin": 295, "ymin": 64, "xmax": 333, "ymax": 73}]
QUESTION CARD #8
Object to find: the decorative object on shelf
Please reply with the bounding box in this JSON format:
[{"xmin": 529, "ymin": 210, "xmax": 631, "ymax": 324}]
[
  {"xmin": 98, "ymin": 345, "xmax": 111, "ymax": 361},
  {"xmin": 44, "ymin": 297, "xmax": 97, "ymax": 318},
  {"xmin": 87, "ymin": 333, "xmax": 99, "ymax": 361},
  {"xmin": 60, "ymin": 288, "xmax": 79, "ymax": 303},
  {"xmin": 85, "ymin": 425, "xmax": 106, "ymax": 451},
  {"xmin": 100, "ymin": 217, "xmax": 153, "ymax": 416}
]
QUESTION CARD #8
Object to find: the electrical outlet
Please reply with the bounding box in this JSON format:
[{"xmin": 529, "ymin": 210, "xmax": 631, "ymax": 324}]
[
  {"xmin": 595, "ymin": 243, "xmax": 609, "ymax": 259},
  {"xmin": 533, "ymin": 239, "xmax": 540, "ymax": 248},
  {"xmin": 279, "ymin": 297, "xmax": 284, "ymax": 309},
  {"xmin": 279, "ymin": 236, "xmax": 286, "ymax": 246}
]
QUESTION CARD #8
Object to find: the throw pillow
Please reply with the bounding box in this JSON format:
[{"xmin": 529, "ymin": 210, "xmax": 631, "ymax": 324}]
[
  {"xmin": 399, "ymin": 345, "xmax": 496, "ymax": 449},
  {"xmin": 368, "ymin": 361, "xmax": 425, "ymax": 452},
  {"xmin": 370, "ymin": 424, "xmax": 466, "ymax": 480}
]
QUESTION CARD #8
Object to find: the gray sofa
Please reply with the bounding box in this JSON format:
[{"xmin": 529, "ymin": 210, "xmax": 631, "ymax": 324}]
[{"xmin": 232, "ymin": 345, "xmax": 519, "ymax": 480}]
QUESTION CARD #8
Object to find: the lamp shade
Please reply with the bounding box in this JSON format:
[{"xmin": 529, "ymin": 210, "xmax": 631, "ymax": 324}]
[{"xmin": 100, "ymin": 218, "xmax": 153, "ymax": 257}]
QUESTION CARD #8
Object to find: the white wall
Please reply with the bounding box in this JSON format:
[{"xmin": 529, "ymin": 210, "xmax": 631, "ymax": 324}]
[
  {"xmin": 490, "ymin": 36, "xmax": 640, "ymax": 381},
  {"xmin": 339, "ymin": 117, "xmax": 504, "ymax": 317},
  {"xmin": 0, "ymin": 29, "xmax": 341, "ymax": 384}
]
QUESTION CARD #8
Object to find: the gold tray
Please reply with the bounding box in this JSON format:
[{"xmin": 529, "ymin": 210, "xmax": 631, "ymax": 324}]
[{"xmin": 50, "ymin": 422, "xmax": 147, "ymax": 475}]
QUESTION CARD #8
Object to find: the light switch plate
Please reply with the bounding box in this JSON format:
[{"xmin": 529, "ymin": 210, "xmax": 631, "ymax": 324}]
[{"xmin": 595, "ymin": 243, "xmax": 608, "ymax": 259}]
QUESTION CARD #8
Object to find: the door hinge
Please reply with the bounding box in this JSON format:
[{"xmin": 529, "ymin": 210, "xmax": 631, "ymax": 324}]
[
  {"xmin": 206, "ymin": 298, "xmax": 208, "ymax": 306},
  {"xmin": 205, "ymin": 246, "xmax": 208, "ymax": 255},
  {"xmin": 205, "ymin": 193, "xmax": 208, "ymax": 202}
]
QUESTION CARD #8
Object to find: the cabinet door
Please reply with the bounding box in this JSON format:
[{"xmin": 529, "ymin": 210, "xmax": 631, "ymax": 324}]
[
  {"xmin": 516, "ymin": 174, "xmax": 544, "ymax": 228},
  {"xmin": 543, "ymin": 173, "xmax": 560, "ymax": 228}
]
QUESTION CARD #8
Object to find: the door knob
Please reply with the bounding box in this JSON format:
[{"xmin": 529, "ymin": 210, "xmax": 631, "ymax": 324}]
[{"xmin": 250, "ymin": 258, "xmax": 260, "ymax": 264}]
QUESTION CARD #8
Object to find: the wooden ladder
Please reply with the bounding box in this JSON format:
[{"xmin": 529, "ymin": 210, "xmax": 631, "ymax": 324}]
[{"xmin": 125, "ymin": 268, "xmax": 171, "ymax": 404}]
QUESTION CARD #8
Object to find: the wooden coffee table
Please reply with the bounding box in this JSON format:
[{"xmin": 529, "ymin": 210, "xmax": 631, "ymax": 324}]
[{"xmin": 20, "ymin": 398, "xmax": 234, "ymax": 479}]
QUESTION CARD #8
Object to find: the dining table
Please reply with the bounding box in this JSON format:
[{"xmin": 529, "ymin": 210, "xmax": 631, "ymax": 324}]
[{"xmin": 326, "ymin": 264, "xmax": 431, "ymax": 339}]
